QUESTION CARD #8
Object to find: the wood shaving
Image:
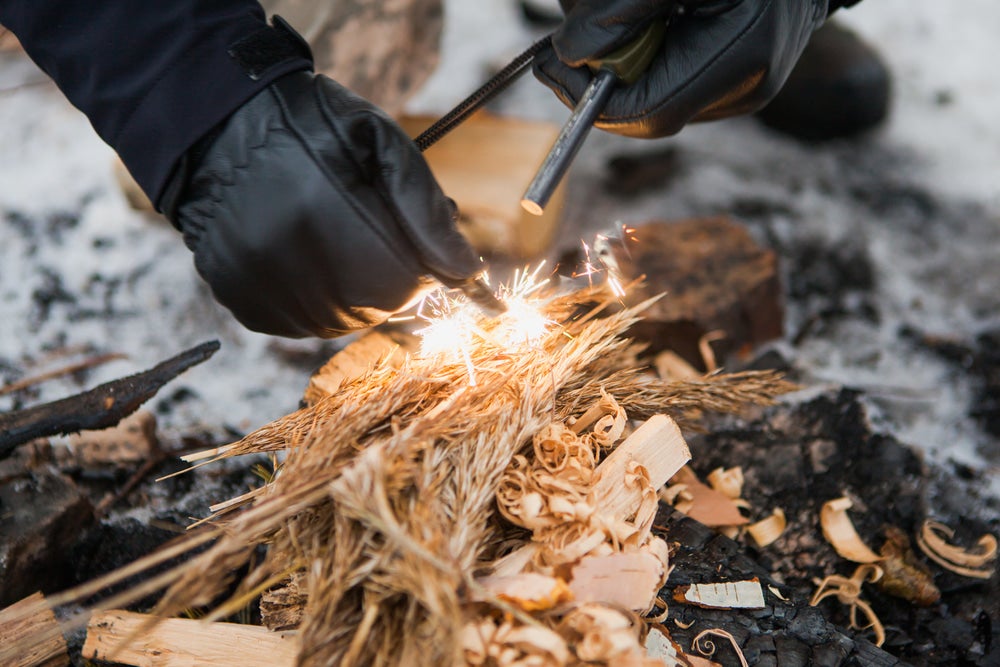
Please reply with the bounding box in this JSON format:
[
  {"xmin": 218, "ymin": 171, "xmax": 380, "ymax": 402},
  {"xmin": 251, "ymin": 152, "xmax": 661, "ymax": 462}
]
[
  {"xmin": 916, "ymin": 520, "xmax": 997, "ymax": 579},
  {"xmin": 662, "ymin": 467, "xmax": 748, "ymax": 528},
  {"xmin": 570, "ymin": 551, "xmax": 665, "ymax": 613},
  {"xmin": 698, "ymin": 331, "xmax": 726, "ymax": 374},
  {"xmin": 462, "ymin": 617, "xmax": 570, "ymax": 666},
  {"xmin": 691, "ymin": 628, "xmax": 748, "ymax": 667},
  {"xmin": 674, "ymin": 580, "xmax": 765, "ymax": 610},
  {"xmin": 747, "ymin": 509, "xmax": 786, "ymax": 548},
  {"xmin": 654, "ymin": 350, "xmax": 700, "ymax": 381},
  {"xmin": 475, "ymin": 573, "xmax": 573, "ymax": 612},
  {"xmin": 810, "ymin": 564, "xmax": 886, "ymax": 647},
  {"xmin": 705, "ymin": 467, "xmax": 744, "ymax": 499},
  {"xmin": 820, "ymin": 497, "xmax": 881, "ymax": 563},
  {"xmin": 10, "ymin": 288, "xmax": 796, "ymax": 667}
]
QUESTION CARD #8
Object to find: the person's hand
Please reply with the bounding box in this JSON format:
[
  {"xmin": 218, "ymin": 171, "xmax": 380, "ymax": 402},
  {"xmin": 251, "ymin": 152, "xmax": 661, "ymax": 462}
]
[
  {"xmin": 533, "ymin": 0, "xmax": 829, "ymax": 138},
  {"xmin": 160, "ymin": 71, "xmax": 480, "ymax": 338}
]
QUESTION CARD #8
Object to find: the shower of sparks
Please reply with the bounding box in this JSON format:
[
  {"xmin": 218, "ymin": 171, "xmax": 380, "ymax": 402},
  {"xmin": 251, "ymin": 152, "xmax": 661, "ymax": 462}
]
[
  {"xmin": 412, "ymin": 264, "xmax": 554, "ymax": 385},
  {"xmin": 412, "ymin": 225, "xmax": 635, "ymax": 385}
]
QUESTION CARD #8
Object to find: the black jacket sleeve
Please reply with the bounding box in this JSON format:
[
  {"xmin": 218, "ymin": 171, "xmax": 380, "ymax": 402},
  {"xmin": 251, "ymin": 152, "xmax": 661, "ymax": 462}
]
[{"xmin": 0, "ymin": 1, "xmax": 312, "ymax": 207}]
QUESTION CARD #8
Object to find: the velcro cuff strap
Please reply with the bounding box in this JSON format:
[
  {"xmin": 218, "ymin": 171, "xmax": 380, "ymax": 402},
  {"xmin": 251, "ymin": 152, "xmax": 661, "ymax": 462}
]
[{"xmin": 229, "ymin": 15, "xmax": 313, "ymax": 81}]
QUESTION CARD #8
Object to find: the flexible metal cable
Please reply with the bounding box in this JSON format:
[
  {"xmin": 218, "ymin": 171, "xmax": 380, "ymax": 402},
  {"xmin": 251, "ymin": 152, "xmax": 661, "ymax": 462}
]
[{"xmin": 414, "ymin": 35, "xmax": 552, "ymax": 152}]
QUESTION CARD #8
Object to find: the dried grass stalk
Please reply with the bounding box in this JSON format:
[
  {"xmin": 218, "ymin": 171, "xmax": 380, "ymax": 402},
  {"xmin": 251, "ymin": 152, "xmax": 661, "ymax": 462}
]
[{"xmin": 11, "ymin": 287, "xmax": 794, "ymax": 667}]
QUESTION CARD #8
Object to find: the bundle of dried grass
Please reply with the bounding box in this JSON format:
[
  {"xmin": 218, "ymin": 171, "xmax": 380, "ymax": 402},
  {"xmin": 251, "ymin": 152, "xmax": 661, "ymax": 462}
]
[{"xmin": 12, "ymin": 286, "xmax": 795, "ymax": 667}]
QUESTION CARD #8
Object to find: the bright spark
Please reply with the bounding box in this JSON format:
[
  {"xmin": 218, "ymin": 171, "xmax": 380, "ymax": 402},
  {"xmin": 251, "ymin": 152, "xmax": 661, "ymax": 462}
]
[{"xmin": 412, "ymin": 265, "xmax": 554, "ymax": 385}]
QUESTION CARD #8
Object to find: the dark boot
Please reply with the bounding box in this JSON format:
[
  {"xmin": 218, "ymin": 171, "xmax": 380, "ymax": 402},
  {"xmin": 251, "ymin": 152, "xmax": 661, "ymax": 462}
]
[{"xmin": 757, "ymin": 20, "xmax": 891, "ymax": 142}]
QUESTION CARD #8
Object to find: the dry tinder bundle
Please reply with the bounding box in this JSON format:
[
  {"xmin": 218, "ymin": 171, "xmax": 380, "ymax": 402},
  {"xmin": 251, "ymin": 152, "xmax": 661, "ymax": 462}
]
[{"xmin": 14, "ymin": 287, "xmax": 794, "ymax": 667}]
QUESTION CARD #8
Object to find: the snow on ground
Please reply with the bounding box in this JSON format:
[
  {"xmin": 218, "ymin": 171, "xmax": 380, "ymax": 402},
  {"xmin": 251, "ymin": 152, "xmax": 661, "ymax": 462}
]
[{"xmin": 1, "ymin": 2, "xmax": 999, "ymax": 493}]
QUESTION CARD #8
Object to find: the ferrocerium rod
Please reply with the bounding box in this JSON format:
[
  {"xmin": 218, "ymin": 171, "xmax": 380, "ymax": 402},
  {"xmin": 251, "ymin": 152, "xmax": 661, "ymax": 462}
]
[{"xmin": 521, "ymin": 69, "xmax": 617, "ymax": 216}]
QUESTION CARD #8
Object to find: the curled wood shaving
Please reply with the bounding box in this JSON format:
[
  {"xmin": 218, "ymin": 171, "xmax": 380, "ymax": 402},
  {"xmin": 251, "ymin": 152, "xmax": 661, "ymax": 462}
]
[
  {"xmin": 662, "ymin": 467, "xmax": 748, "ymax": 528},
  {"xmin": 820, "ymin": 497, "xmax": 880, "ymax": 563},
  {"xmin": 809, "ymin": 564, "xmax": 886, "ymax": 647},
  {"xmin": 462, "ymin": 617, "xmax": 570, "ymax": 666},
  {"xmin": 558, "ymin": 603, "xmax": 649, "ymax": 663},
  {"xmin": 706, "ymin": 467, "xmax": 744, "ymax": 500},
  {"xmin": 569, "ymin": 387, "xmax": 626, "ymax": 443},
  {"xmin": 691, "ymin": 628, "xmax": 748, "ymax": 667},
  {"xmin": 916, "ymin": 520, "xmax": 998, "ymax": 579},
  {"xmin": 698, "ymin": 331, "xmax": 726, "ymax": 374},
  {"xmin": 747, "ymin": 508, "xmax": 786, "ymax": 548}
]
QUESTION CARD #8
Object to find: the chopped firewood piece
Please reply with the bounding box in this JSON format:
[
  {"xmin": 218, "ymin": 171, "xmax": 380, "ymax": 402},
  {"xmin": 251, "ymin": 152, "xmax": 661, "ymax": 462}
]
[
  {"xmin": 303, "ymin": 331, "xmax": 413, "ymax": 406},
  {"xmin": 916, "ymin": 520, "xmax": 997, "ymax": 579},
  {"xmin": 82, "ymin": 610, "xmax": 298, "ymax": 667},
  {"xmin": 569, "ymin": 551, "xmax": 664, "ymax": 612},
  {"xmin": 475, "ymin": 573, "xmax": 573, "ymax": 612},
  {"xmin": 662, "ymin": 467, "xmax": 749, "ymax": 528},
  {"xmin": 747, "ymin": 508, "xmax": 786, "ymax": 547},
  {"xmin": 673, "ymin": 579, "xmax": 765, "ymax": 610},
  {"xmin": 819, "ymin": 496, "xmax": 880, "ymax": 563},
  {"xmin": 592, "ymin": 415, "xmax": 691, "ymax": 513},
  {"xmin": 613, "ymin": 217, "xmax": 784, "ymax": 369},
  {"xmin": 876, "ymin": 526, "xmax": 940, "ymax": 605},
  {"xmin": 0, "ymin": 592, "xmax": 68, "ymax": 667},
  {"xmin": 810, "ymin": 564, "xmax": 886, "ymax": 647}
]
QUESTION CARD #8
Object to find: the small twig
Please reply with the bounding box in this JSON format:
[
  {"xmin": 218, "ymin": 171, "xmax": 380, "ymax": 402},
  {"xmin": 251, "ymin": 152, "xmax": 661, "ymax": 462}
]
[
  {"xmin": 0, "ymin": 341, "xmax": 219, "ymax": 460},
  {"xmin": 0, "ymin": 352, "xmax": 128, "ymax": 397}
]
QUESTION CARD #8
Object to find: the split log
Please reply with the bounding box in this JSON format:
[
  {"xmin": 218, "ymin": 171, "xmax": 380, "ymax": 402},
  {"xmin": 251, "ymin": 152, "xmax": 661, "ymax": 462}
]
[
  {"xmin": 0, "ymin": 341, "xmax": 219, "ymax": 459},
  {"xmin": 401, "ymin": 112, "xmax": 566, "ymax": 260},
  {"xmin": 82, "ymin": 610, "xmax": 298, "ymax": 667},
  {"xmin": 613, "ymin": 217, "xmax": 783, "ymax": 369},
  {"xmin": 0, "ymin": 592, "xmax": 68, "ymax": 667},
  {"xmin": 591, "ymin": 414, "xmax": 690, "ymax": 511}
]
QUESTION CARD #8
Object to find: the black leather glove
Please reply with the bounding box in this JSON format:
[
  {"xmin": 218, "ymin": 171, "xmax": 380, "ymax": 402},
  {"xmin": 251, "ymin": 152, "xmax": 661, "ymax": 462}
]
[
  {"xmin": 533, "ymin": 0, "xmax": 829, "ymax": 138},
  {"xmin": 160, "ymin": 70, "xmax": 480, "ymax": 338}
]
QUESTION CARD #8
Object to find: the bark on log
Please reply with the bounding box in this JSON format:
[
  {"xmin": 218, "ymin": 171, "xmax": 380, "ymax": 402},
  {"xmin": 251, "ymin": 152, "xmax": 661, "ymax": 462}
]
[
  {"xmin": 0, "ymin": 341, "xmax": 218, "ymax": 459},
  {"xmin": 0, "ymin": 592, "xmax": 69, "ymax": 667},
  {"xmin": 613, "ymin": 218, "xmax": 783, "ymax": 369}
]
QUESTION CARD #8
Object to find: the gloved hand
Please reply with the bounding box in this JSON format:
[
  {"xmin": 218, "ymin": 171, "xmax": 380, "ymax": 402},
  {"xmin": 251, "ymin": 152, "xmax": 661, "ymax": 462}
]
[
  {"xmin": 533, "ymin": 0, "xmax": 829, "ymax": 138},
  {"xmin": 160, "ymin": 70, "xmax": 480, "ymax": 338}
]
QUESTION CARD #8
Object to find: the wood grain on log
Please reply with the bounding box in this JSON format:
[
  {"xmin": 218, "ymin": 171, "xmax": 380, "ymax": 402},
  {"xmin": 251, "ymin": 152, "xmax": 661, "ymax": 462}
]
[
  {"xmin": 0, "ymin": 592, "xmax": 69, "ymax": 667},
  {"xmin": 83, "ymin": 610, "xmax": 298, "ymax": 667}
]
